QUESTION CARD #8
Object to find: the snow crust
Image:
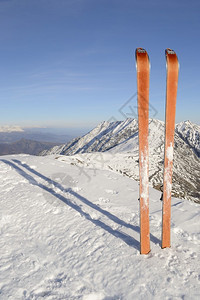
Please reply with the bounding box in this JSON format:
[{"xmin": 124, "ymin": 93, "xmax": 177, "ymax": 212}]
[{"xmin": 0, "ymin": 154, "xmax": 200, "ymax": 299}]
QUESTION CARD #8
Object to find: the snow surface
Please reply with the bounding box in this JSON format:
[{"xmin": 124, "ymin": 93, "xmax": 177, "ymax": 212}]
[{"xmin": 0, "ymin": 154, "xmax": 200, "ymax": 300}]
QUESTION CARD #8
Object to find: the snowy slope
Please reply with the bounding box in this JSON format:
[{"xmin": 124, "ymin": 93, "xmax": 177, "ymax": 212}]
[
  {"xmin": 176, "ymin": 120, "xmax": 200, "ymax": 157},
  {"xmin": 40, "ymin": 119, "xmax": 200, "ymax": 203},
  {"xmin": 40, "ymin": 118, "xmax": 138, "ymax": 156},
  {"xmin": 40, "ymin": 119, "xmax": 200, "ymax": 157},
  {"xmin": 0, "ymin": 154, "xmax": 200, "ymax": 300}
]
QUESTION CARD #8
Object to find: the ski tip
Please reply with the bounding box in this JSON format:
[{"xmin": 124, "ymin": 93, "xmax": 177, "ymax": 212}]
[
  {"xmin": 135, "ymin": 48, "xmax": 147, "ymax": 58},
  {"xmin": 165, "ymin": 48, "xmax": 176, "ymax": 55},
  {"xmin": 165, "ymin": 48, "xmax": 179, "ymax": 68},
  {"xmin": 135, "ymin": 48, "xmax": 150, "ymax": 71},
  {"xmin": 135, "ymin": 48, "xmax": 149, "ymax": 65},
  {"xmin": 165, "ymin": 48, "xmax": 178, "ymax": 60},
  {"xmin": 136, "ymin": 47, "xmax": 147, "ymax": 53}
]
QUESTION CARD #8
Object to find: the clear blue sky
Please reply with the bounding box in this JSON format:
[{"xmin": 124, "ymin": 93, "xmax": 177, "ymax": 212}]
[{"xmin": 0, "ymin": 0, "xmax": 199, "ymax": 130}]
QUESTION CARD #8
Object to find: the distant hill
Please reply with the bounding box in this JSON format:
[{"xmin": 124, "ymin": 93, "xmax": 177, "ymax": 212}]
[
  {"xmin": 0, "ymin": 129, "xmax": 74, "ymax": 144},
  {"xmin": 0, "ymin": 126, "xmax": 77, "ymax": 156},
  {"xmin": 0, "ymin": 139, "xmax": 62, "ymax": 156}
]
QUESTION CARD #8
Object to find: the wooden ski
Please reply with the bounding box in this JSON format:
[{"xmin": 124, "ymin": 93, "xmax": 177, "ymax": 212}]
[
  {"xmin": 135, "ymin": 48, "xmax": 150, "ymax": 254},
  {"xmin": 162, "ymin": 48, "xmax": 179, "ymax": 248}
]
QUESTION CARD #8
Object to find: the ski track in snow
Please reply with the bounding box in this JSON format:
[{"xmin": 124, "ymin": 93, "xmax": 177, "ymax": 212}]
[{"xmin": 0, "ymin": 154, "xmax": 200, "ymax": 300}]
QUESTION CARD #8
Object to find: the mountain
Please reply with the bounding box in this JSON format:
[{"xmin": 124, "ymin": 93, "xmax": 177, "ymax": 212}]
[
  {"xmin": 0, "ymin": 154, "xmax": 199, "ymax": 299},
  {"xmin": 0, "ymin": 129, "xmax": 74, "ymax": 144},
  {"xmin": 0, "ymin": 139, "xmax": 61, "ymax": 156},
  {"xmin": 40, "ymin": 118, "xmax": 139, "ymax": 155},
  {"xmin": 176, "ymin": 120, "xmax": 200, "ymax": 157},
  {"xmin": 0, "ymin": 125, "xmax": 24, "ymax": 132},
  {"xmin": 40, "ymin": 119, "xmax": 200, "ymax": 203}
]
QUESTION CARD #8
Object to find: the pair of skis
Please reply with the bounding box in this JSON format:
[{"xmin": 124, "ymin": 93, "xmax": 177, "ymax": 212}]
[{"xmin": 135, "ymin": 48, "xmax": 179, "ymax": 254}]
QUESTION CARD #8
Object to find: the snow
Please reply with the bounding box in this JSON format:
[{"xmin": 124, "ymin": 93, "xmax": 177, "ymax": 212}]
[
  {"xmin": 176, "ymin": 120, "xmax": 200, "ymax": 156},
  {"xmin": 140, "ymin": 148, "xmax": 149, "ymax": 208},
  {"xmin": 40, "ymin": 118, "xmax": 200, "ymax": 203},
  {"xmin": 166, "ymin": 143, "xmax": 174, "ymax": 162},
  {"xmin": 0, "ymin": 125, "xmax": 24, "ymax": 133},
  {"xmin": 164, "ymin": 143, "xmax": 173, "ymax": 200},
  {"xmin": 0, "ymin": 154, "xmax": 200, "ymax": 300}
]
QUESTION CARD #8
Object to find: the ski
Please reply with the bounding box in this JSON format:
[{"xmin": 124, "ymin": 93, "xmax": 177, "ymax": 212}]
[
  {"xmin": 135, "ymin": 48, "xmax": 150, "ymax": 254},
  {"xmin": 162, "ymin": 48, "xmax": 179, "ymax": 248}
]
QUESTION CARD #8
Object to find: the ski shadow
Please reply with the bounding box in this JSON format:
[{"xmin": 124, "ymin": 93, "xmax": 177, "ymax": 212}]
[
  {"xmin": 152, "ymin": 201, "xmax": 183, "ymax": 215},
  {"xmin": 172, "ymin": 201, "xmax": 183, "ymax": 207},
  {"xmin": 12, "ymin": 159, "xmax": 160, "ymax": 246},
  {"xmin": 1, "ymin": 159, "xmax": 141, "ymax": 251}
]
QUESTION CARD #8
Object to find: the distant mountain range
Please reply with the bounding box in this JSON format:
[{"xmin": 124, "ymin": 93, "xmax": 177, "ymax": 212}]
[
  {"xmin": 0, "ymin": 126, "xmax": 75, "ymax": 156},
  {"xmin": 40, "ymin": 118, "xmax": 200, "ymax": 203},
  {"xmin": 0, "ymin": 128, "xmax": 74, "ymax": 145},
  {"xmin": 0, "ymin": 139, "xmax": 62, "ymax": 156},
  {"xmin": 0, "ymin": 125, "xmax": 24, "ymax": 133}
]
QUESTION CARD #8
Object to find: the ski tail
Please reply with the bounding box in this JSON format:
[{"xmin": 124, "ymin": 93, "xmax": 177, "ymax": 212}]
[
  {"xmin": 135, "ymin": 48, "xmax": 150, "ymax": 254},
  {"xmin": 162, "ymin": 48, "xmax": 179, "ymax": 248}
]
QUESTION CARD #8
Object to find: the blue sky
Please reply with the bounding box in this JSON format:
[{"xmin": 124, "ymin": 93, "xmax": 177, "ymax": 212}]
[{"xmin": 0, "ymin": 0, "xmax": 199, "ymax": 130}]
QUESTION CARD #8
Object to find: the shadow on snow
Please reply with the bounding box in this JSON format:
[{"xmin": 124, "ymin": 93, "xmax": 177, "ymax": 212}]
[{"xmin": 2, "ymin": 158, "xmax": 161, "ymax": 251}]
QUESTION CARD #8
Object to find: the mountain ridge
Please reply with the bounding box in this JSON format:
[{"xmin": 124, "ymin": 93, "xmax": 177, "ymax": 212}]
[
  {"xmin": 40, "ymin": 118, "xmax": 200, "ymax": 157},
  {"xmin": 40, "ymin": 118, "xmax": 200, "ymax": 203}
]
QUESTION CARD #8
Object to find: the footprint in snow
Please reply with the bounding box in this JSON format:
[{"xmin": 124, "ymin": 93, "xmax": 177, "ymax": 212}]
[
  {"xmin": 82, "ymin": 292, "xmax": 106, "ymax": 300},
  {"xmin": 105, "ymin": 189, "xmax": 118, "ymax": 195},
  {"xmin": 98, "ymin": 197, "xmax": 110, "ymax": 203},
  {"xmin": 72, "ymin": 187, "xmax": 82, "ymax": 192}
]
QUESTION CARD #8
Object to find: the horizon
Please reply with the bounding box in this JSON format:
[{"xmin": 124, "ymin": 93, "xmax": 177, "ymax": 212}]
[
  {"xmin": 0, "ymin": 0, "xmax": 199, "ymax": 127},
  {"xmin": 0, "ymin": 117, "xmax": 199, "ymax": 138}
]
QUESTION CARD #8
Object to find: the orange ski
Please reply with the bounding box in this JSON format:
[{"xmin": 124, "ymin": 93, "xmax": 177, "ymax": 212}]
[
  {"xmin": 135, "ymin": 48, "xmax": 150, "ymax": 254},
  {"xmin": 162, "ymin": 49, "xmax": 179, "ymax": 248}
]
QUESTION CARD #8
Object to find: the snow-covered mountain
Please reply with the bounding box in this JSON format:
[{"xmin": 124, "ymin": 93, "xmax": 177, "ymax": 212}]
[
  {"xmin": 40, "ymin": 119, "xmax": 200, "ymax": 203},
  {"xmin": 0, "ymin": 125, "xmax": 24, "ymax": 133},
  {"xmin": 176, "ymin": 120, "xmax": 200, "ymax": 157},
  {"xmin": 40, "ymin": 118, "xmax": 139, "ymax": 156},
  {"xmin": 0, "ymin": 154, "xmax": 200, "ymax": 299}
]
